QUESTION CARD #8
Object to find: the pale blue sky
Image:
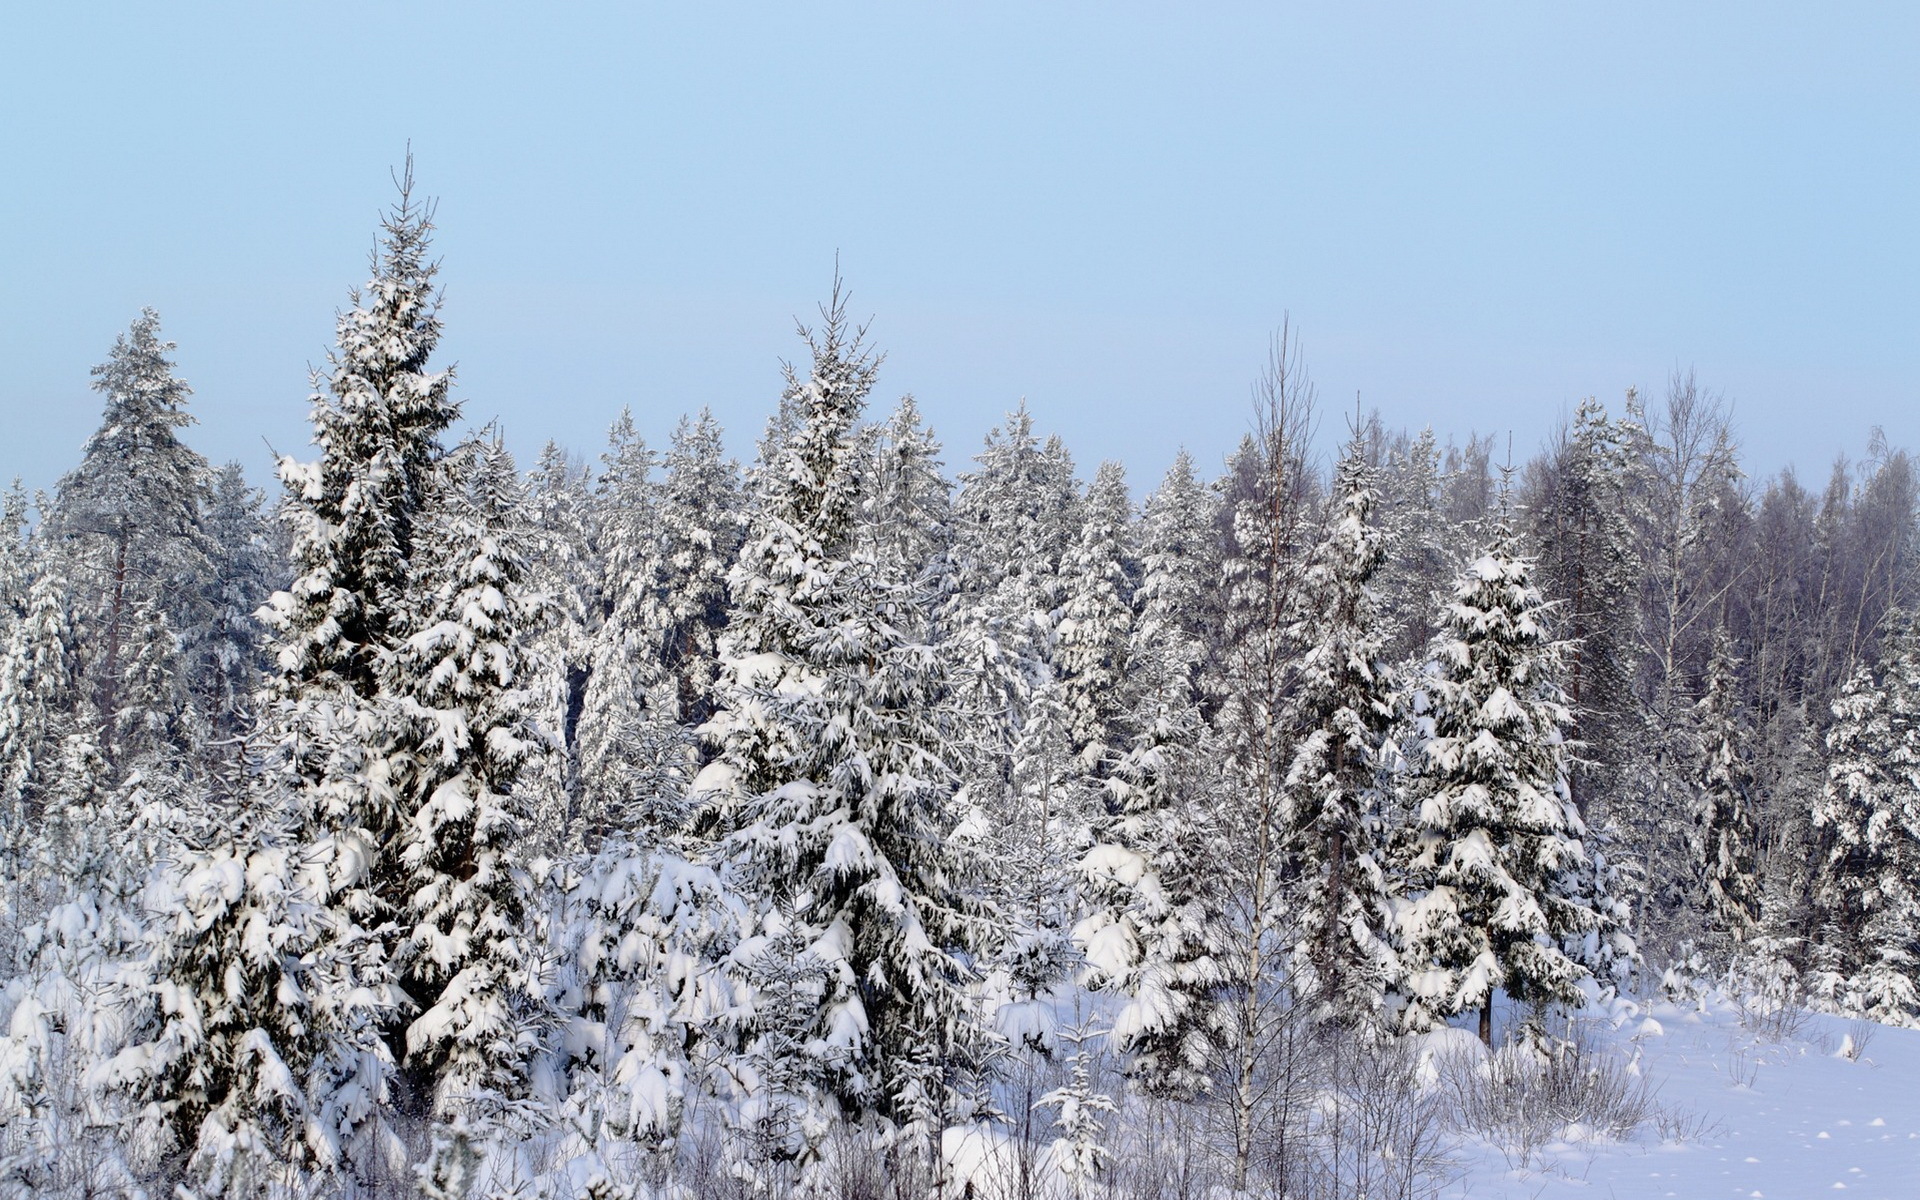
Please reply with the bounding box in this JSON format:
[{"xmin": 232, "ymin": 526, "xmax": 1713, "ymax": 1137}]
[{"xmin": 2, "ymin": 3, "xmax": 1914, "ymax": 495}]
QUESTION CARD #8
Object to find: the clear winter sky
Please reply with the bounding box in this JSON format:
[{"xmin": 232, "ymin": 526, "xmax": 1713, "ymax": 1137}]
[{"xmin": 1, "ymin": 3, "xmax": 1915, "ymax": 497}]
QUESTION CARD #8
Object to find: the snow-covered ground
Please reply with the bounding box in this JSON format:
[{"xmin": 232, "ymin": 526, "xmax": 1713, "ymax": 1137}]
[
  {"xmin": 940, "ymin": 990, "xmax": 1920, "ymax": 1200},
  {"xmin": 1444, "ymin": 996, "xmax": 1920, "ymax": 1200}
]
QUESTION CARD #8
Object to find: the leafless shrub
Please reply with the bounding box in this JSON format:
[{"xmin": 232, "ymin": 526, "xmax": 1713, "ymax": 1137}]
[
  {"xmin": 1439, "ymin": 1031, "xmax": 1660, "ymax": 1168},
  {"xmin": 1653, "ymin": 1104, "xmax": 1724, "ymax": 1144},
  {"xmin": 1103, "ymin": 1091, "xmax": 1220, "ymax": 1200},
  {"xmin": 1733, "ymin": 983, "xmax": 1811, "ymax": 1043},
  {"xmin": 1839, "ymin": 1018, "xmax": 1878, "ymax": 1064},
  {"xmin": 1721, "ymin": 1040, "xmax": 1759, "ymax": 1089},
  {"xmin": 956, "ymin": 1010, "xmax": 1457, "ymax": 1200},
  {"xmin": 1108, "ymin": 1019, "xmax": 1456, "ymax": 1200},
  {"xmin": 1296, "ymin": 1037, "xmax": 1457, "ymax": 1200},
  {"xmin": 801, "ymin": 1120, "xmax": 939, "ymax": 1200}
]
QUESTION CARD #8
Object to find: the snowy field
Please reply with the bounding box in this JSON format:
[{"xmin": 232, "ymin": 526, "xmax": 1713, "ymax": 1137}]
[
  {"xmin": 1439, "ymin": 997, "xmax": 1920, "ymax": 1200},
  {"xmin": 936, "ymin": 991, "xmax": 1920, "ymax": 1200}
]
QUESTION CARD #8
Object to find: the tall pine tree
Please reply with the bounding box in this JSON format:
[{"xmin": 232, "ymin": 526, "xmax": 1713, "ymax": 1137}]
[
  {"xmin": 1281, "ymin": 433, "xmax": 1398, "ymax": 1027},
  {"xmin": 48, "ymin": 309, "xmax": 211, "ymax": 769},
  {"xmin": 577, "ymin": 412, "xmax": 681, "ymax": 846},
  {"xmin": 387, "ymin": 434, "xmax": 550, "ymax": 1120},
  {"xmin": 703, "ymin": 282, "xmax": 984, "ymax": 1143},
  {"xmin": 1076, "ymin": 453, "xmax": 1221, "ymax": 1098},
  {"xmin": 1809, "ymin": 622, "xmax": 1920, "ymax": 1025},
  {"xmin": 260, "ymin": 160, "xmax": 461, "ymax": 1166},
  {"xmin": 1694, "ymin": 627, "xmax": 1762, "ymax": 954},
  {"xmin": 1399, "ymin": 488, "xmax": 1598, "ymax": 1043},
  {"xmin": 657, "ymin": 408, "xmax": 743, "ymax": 730}
]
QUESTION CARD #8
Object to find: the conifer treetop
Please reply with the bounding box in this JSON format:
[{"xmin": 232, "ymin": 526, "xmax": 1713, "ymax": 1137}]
[{"xmin": 271, "ymin": 156, "xmax": 460, "ymax": 701}]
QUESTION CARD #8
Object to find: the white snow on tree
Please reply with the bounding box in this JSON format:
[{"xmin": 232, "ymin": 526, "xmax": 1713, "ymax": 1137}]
[
  {"xmin": 0, "ymin": 612, "xmax": 147, "ymax": 1197},
  {"xmin": 387, "ymin": 434, "xmax": 552, "ymax": 1121},
  {"xmin": 729, "ymin": 907, "xmax": 834, "ymax": 1187},
  {"xmin": 1808, "ymin": 617, "xmax": 1920, "ymax": 1026},
  {"xmin": 0, "ymin": 569, "xmax": 83, "ymax": 862},
  {"xmin": 1374, "ymin": 427, "xmax": 1458, "ymax": 665},
  {"xmin": 700, "ymin": 280, "xmax": 987, "ymax": 1150},
  {"xmin": 1397, "ymin": 486, "xmax": 1598, "ymax": 1043},
  {"xmin": 1075, "ymin": 451, "xmax": 1222, "ymax": 1099},
  {"xmin": 577, "ymin": 411, "xmax": 684, "ymax": 846},
  {"xmin": 0, "ymin": 482, "xmax": 30, "ymax": 634},
  {"xmin": 943, "ymin": 405, "xmax": 1079, "ymax": 826},
  {"xmin": 1693, "ymin": 626, "xmax": 1763, "ymax": 956},
  {"xmin": 183, "ymin": 463, "xmax": 275, "ymax": 771},
  {"xmin": 98, "ymin": 806, "xmax": 336, "ymax": 1197},
  {"xmin": 45, "ymin": 309, "xmax": 211, "ymax": 772},
  {"xmin": 257, "ymin": 158, "xmax": 462, "ymax": 1172},
  {"xmin": 520, "ymin": 440, "xmax": 600, "ymax": 854},
  {"xmin": 551, "ymin": 842, "xmax": 744, "ymax": 1180},
  {"xmin": 1032, "ymin": 1017, "xmax": 1115, "ymax": 1199},
  {"xmin": 942, "ymin": 406, "xmax": 1083, "ymax": 1052},
  {"xmin": 1055, "ymin": 460, "xmax": 1135, "ymax": 776},
  {"xmin": 995, "ymin": 669, "xmax": 1082, "ymax": 1051},
  {"xmin": 1280, "ymin": 430, "xmax": 1399, "ymax": 1029},
  {"xmin": 655, "ymin": 408, "xmax": 744, "ymax": 730},
  {"xmin": 265, "ymin": 159, "xmax": 459, "ymax": 857},
  {"xmin": 857, "ymin": 395, "xmax": 952, "ymax": 622}
]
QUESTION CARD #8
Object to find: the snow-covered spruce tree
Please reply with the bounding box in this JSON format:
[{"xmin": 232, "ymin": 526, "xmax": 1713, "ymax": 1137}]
[
  {"xmin": 0, "ymin": 567, "xmax": 100, "ymax": 1070},
  {"xmin": 260, "ymin": 161, "xmax": 460, "ymax": 1167},
  {"xmin": 1808, "ymin": 634, "xmax": 1920, "ymax": 1025},
  {"xmin": 1280, "ymin": 431, "xmax": 1398, "ymax": 1029},
  {"xmin": 576, "ymin": 412, "xmax": 684, "ymax": 847},
  {"xmin": 0, "ymin": 484, "xmax": 31, "ymax": 683},
  {"xmin": 0, "ymin": 569, "xmax": 83, "ymax": 862},
  {"xmin": 1055, "ymin": 460, "xmax": 1135, "ymax": 774},
  {"xmin": 0, "ymin": 564, "xmax": 159, "ymax": 1197},
  {"xmin": 551, "ymin": 839, "xmax": 744, "ymax": 1184},
  {"xmin": 97, "ymin": 798, "xmax": 336, "ymax": 1198},
  {"xmin": 268, "ymin": 162, "xmax": 458, "ymax": 723},
  {"xmin": 1376, "ymin": 427, "xmax": 1457, "ymax": 666},
  {"xmin": 1694, "ymin": 626, "xmax": 1762, "ymax": 955},
  {"xmin": 1074, "ymin": 678, "xmax": 1217, "ymax": 1098},
  {"xmin": 943, "ymin": 406, "xmax": 1082, "ymax": 1046},
  {"xmin": 386, "ymin": 434, "xmax": 551, "ymax": 1123},
  {"xmin": 1398, "ymin": 487, "xmax": 1598, "ymax": 1044},
  {"xmin": 858, "ymin": 395, "xmax": 952, "ymax": 632},
  {"xmin": 996, "ymin": 668, "xmax": 1083, "ymax": 1050},
  {"xmin": 0, "ymin": 731, "xmax": 147, "ymax": 1200},
  {"xmin": 520, "ymin": 441, "xmax": 600, "ymax": 853},
  {"xmin": 46, "ymin": 309, "xmax": 211, "ymax": 769},
  {"xmin": 1033, "ymin": 1018, "xmax": 1115, "ymax": 1200},
  {"xmin": 1132, "ymin": 449, "xmax": 1221, "ymax": 671},
  {"xmin": 109, "ymin": 598, "xmax": 185, "ymax": 771},
  {"xmin": 1002, "ymin": 460, "xmax": 1135, "ymax": 1052},
  {"xmin": 1524, "ymin": 396, "xmax": 1643, "ymax": 825},
  {"xmin": 730, "ymin": 909, "xmax": 834, "ymax": 1190},
  {"xmin": 701, "ymin": 283, "xmax": 984, "ymax": 1148},
  {"xmin": 656, "ymin": 408, "xmax": 743, "ymax": 731},
  {"xmin": 944, "ymin": 404, "xmax": 1081, "ymax": 813},
  {"xmin": 1073, "ymin": 452, "xmax": 1223, "ymax": 1100},
  {"xmin": 185, "ymin": 463, "xmax": 275, "ymax": 769}
]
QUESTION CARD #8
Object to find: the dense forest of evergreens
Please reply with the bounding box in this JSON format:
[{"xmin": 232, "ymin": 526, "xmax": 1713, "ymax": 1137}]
[{"xmin": 2, "ymin": 174, "xmax": 1916, "ymax": 1200}]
